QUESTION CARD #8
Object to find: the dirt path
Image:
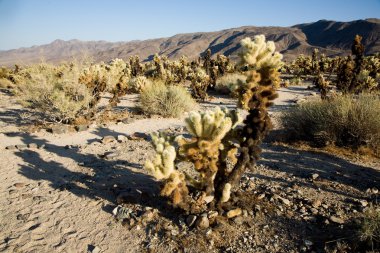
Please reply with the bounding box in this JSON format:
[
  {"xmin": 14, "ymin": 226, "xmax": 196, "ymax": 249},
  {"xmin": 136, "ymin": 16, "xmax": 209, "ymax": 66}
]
[{"xmin": 0, "ymin": 86, "xmax": 378, "ymax": 253}]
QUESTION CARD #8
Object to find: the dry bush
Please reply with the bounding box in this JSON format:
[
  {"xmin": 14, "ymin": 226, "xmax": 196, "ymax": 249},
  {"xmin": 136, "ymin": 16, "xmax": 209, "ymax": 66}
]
[
  {"xmin": 358, "ymin": 206, "xmax": 380, "ymax": 251},
  {"xmin": 15, "ymin": 63, "xmax": 93, "ymax": 123},
  {"xmin": 215, "ymin": 73, "xmax": 246, "ymax": 95},
  {"xmin": 140, "ymin": 81, "xmax": 197, "ymax": 117},
  {"xmin": 282, "ymin": 93, "xmax": 380, "ymax": 154}
]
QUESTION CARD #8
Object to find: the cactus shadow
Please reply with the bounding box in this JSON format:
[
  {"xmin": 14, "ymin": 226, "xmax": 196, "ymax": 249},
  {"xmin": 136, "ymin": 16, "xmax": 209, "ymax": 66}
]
[
  {"xmin": 12, "ymin": 132, "xmax": 178, "ymax": 221},
  {"xmin": 256, "ymin": 143, "xmax": 380, "ymax": 199}
]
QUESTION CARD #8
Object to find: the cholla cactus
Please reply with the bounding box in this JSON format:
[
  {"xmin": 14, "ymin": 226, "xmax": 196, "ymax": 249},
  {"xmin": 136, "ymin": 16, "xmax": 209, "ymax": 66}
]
[
  {"xmin": 336, "ymin": 56, "xmax": 355, "ymax": 92},
  {"xmin": 189, "ymin": 67, "xmax": 211, "ymax": 100},
  {"xmin": 145, "ymin": 132, "xmax": 176, "ymax": 180},
  {"xmin": 145, "ymin": 35, "xmax": 282, "ymax": 212},
  {"xmin": 315, "ymin": 73, "xmax": 330, "ymax": 99},
  {"xmin": 239, "ymin": 35, "xmax": 283, "ymax": 70},
  {"xmin": 356, "ymin": 69, "xmax": 378, "ymax": 91},
  {"xmin": 216, "ymin": 35, "xmax": 282, "ymax": 196},
  {"xmin": 216, "ymin": 54, "xmax": 234, "ymax": 75},
  {"xmin": 336, "ymin": 35, "xmax": 378, "ymax": 93},
  {"xmin": 177, "ymin": 107, "xmax": 241, "ymax": 201},
  {"xmin": 79, "ymin": 59, "xmax": 130, "ymax": 108},
  {"xmin": 144, "ymin": 132, "xmax": 188, "ymax": 205},
  {"xmin": 129, "ymin": 55, "xmax": 143, "ymax": 77}
]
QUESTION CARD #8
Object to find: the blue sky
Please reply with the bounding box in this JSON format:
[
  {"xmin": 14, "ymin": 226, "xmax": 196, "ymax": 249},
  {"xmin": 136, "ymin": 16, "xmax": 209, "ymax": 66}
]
[{"xmin": 0, "ymin": 0, "xmax": 379, "ymax": 50}]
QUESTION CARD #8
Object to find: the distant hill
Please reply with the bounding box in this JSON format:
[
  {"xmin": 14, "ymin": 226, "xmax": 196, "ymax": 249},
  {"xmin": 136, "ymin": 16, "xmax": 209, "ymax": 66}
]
[{"xmin": 0, "ymin": 18, "xmax": 379, "ymax": 66}]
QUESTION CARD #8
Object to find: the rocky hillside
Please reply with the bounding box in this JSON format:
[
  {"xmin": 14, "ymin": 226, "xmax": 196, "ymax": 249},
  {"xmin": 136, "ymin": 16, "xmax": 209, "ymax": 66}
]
[{"xmin": 0, "ymin": 18, "xmax": 379, "ymax": 66}]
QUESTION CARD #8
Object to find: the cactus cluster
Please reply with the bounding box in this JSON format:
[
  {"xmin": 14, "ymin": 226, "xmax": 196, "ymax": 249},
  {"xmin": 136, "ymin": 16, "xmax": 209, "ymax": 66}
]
[
  {"xmin": 145, "ymin": 35, "xmax": 283, "ymax": 211},
  {"xmin": 188, "ymin": 67, "xmax": 211, "ymax": 100},
  {"xmin": 336, "ymin": 35, "xmax": 379, "ymax": 93}
]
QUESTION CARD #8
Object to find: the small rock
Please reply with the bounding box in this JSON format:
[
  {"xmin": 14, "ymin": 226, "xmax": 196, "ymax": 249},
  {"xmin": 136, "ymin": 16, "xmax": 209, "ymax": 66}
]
[
  {"xmin": 103, "ymin": 151, "xmax": 119, "ymax": 159},
  {"xmin": 16, "ymin": 144, "xmax": 28, "ymax": 150},
  {"xmin": 50, "ymin": 125, "xmax": 69, "ymax": 134},
  {"xmin": 113, "ymin": 206, "xmax": 132, "ymax": 221},
  {"xmin": 208, "ymin": 211, "xmax": 218, "ymax": 219},
  {"xmin": 196, "ymin": 216, "xmax": 209, "ymax": 229},
  {"xmin": 311, "ymin": 173, "xmax": 319, "ymax": 180},
  {"xmin": 122, "ymin": 118, "xmax": 136, "ymax": 124},
  {"xmin": 227, "ymin": 208, "xmax": 242, "ymax": 218},
  {"xmin": 279, "ymin": 197, "xmax": 291, "ymax": 206},
  {"xmin": 75, "ymin": 125, "xmax": 88, "ymax": 132},
  {"xmin": 117, "ymin": 135, "xmax": 127, "ymax": 142},
  {"xmin": 359, "ymin": 200, "xmax": 368, "ymax": 207},
  {"xmin": 257, "ymin": 193, "xmax": 265, "ymax": 200},
  {"xmin": 28, "ymin": 143, "xmax": 38, "ymax": 149},
  {"xmin": 128, "ymin": 132, "xmax": 149, "ymax": 141},
  {"xmin": 329, "ymin": 216, "xmax": 344, "ymax": 224},
  {"xmin": 186, "ymin": 215, "xmax": 197, "ymax": 227},
  {"xmin": 312, "ymin": 199, "xmax": 322, "ymax": 208},
  {"xmin": 186, "ymin": 214, "xmax": 197, "ymax": 227},
  {"xmin": 91, "ymin": 246, "xmax": 101, "ymax": 253},
  {"xmin": 14, "ymin": 183, "xmax": 26, "ymax": 188},
  {"xmin": 38, "ymin": 144, "xmax": 45, "ymax": 149},
  {"xmin": 310, "ymin": 208, "xmax": 319, "ymax": 215},
  {"xmin": 101, "ymin": 135, "xmax": 116, "ymax": 144},
  {"xmin": 372, "ymin": 188, "xmax": 379, "ymax": 194},
  {"xmin": 233, "ymin": 216, "xmax": 244, "ymax": 225},
  {"xmin": 203, "ymin": 195, "xmax": 214, "ymax": 204}
]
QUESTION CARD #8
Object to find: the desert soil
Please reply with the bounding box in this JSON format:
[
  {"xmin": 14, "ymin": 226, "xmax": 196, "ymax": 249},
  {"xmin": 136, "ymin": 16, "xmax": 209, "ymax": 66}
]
[{"xmin": 0, "ymin": 86, "xmax": 379, "ymax": 253}]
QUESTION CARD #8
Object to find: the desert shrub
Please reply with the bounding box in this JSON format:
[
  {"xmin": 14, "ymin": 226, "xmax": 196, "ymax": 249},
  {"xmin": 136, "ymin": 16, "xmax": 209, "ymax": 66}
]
[
  {"xmin": 215, "ymin": 73, "xmax": 246, "ymax": 95},
  {"xmin": 16, "ymin": 63, "xmax": 93, "ymax": 122},
  {"xmin": 358, "ymin": 206, "xmax": 380, "ymax": 250},
  {"xmin": 128, "ymin": 76, "xmax": 152, "ymax": 93},
  {"xmin": 282, "ymin": 93, "xmax": 380, "ymax": 154},
  {"xmin": 140, "ymin": 81, "xmax": 197, "ymax": 117}
]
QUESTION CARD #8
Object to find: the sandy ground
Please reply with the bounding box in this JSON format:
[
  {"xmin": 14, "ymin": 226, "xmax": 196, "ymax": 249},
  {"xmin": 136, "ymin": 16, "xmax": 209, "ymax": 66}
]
[{"xmin": 0, "ymin": 86, "xmax": 378, "ymax": 253}]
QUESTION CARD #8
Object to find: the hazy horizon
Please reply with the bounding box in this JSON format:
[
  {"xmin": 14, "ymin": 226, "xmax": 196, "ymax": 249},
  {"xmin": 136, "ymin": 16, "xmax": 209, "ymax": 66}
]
[{"xmin": 0, "ymin": 0, "xmax": 379, "ymax": 51}]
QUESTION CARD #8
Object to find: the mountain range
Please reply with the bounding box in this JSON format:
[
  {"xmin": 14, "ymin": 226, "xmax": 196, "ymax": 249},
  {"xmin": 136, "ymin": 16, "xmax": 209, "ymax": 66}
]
[{"xmin": 1, "ymin": 18, "xmax": 379, "ymax": 66}]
